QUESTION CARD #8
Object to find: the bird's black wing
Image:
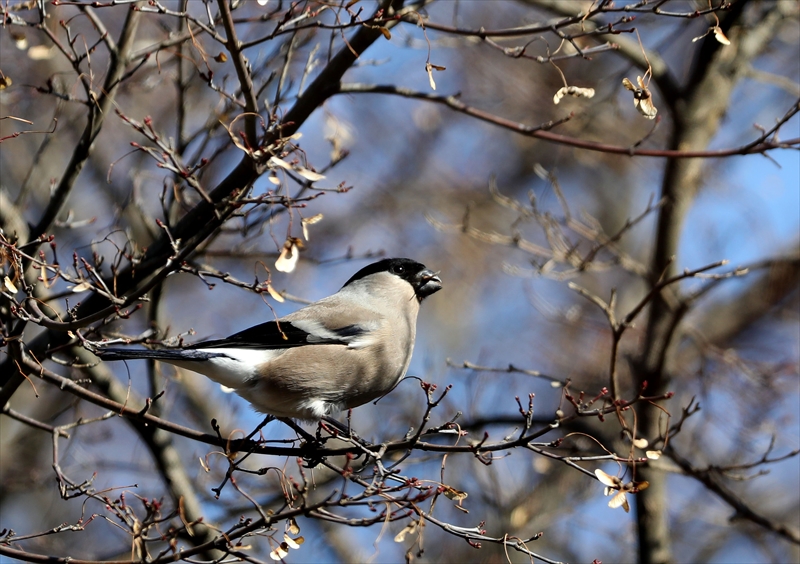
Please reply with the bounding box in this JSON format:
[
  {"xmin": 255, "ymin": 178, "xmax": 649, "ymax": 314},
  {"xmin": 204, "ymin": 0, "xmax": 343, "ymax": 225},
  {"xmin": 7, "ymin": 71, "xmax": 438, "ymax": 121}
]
[
  {"xmin": 188, "ymin": 320, "xmax": 368, "ymax": 350},
  {"xmin": 97, "ymin": 348, "xmax": 226, "ymax": 361}
]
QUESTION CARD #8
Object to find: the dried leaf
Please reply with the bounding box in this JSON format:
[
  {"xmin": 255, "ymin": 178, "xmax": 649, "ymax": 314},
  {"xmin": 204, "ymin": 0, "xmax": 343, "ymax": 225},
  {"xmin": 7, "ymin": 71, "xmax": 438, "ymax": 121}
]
[
  {"xmin": 266, "ymin": 283, "xmax": 284, "ymax": 303},
  {"xmin": 40, "ymin": 265, "xmax": 51, "ymax": 288},
  {"xmin": 379, "ymin": 27, "xmax": 391, "ymax": 40},
  {"xmin": 288, "ymin": 517, "xmax": 300, "ymax": 535},
  {"xmin": 275, "ymin": 241, "xmax": 300, "ymax": 273},
  {"xmin": 394, "ymin": 520, "xmax": 418, "ymax": 543},
  {"xmin": 219, "ymin": 385, "xmax": 236, "ymax": 394},
  {"xmin": 632, "ymin": 438, "xmax": 649, "ymax": 449},
  {"xmin": 257, "ymin": 0, "xmax": 269, "ymax": 5},
  {"xmin": 3, "ymin": 276, "xmax": 18, "ymax": 293},
  {"xmin": 221, "ymin": 116, "xmax": 252, "ymax": 154},
  {"xmin": 550, "ymin": 380, "xmax": 562, "ymax": 388},
  {"xmin": 28, "ymin": 45, "xmax": 54, "ymax": 60},
  {"xmin": 269, "ymin": 156, "xmax": 294, "ymax": 171},
  {"xmin": 214, "ymin": 52, "xmax": 228, "ymax": 63},
  {"xmin": 622, "ymin": 77, "xmax": 636, "ymax": 91},
  {"xmin": 0, "ymin": 75, "xmax": 12, "ymax": 90},
  {"xmin": 269, "ymin": 544, "xmax": 289, "ymax": 560},
  {"xmin": 622, "ymin": 76, "xmax": 657, "ymax": 119},
  {"xmin": 303, "ymin": 213, "xmax": 324, "ymax": 225},
  {"xmin": 426, "ymin": 62, "xmax": 436, "ymax": 91},
  {"xmin": 443, "ymin": 486, "xmax": 468, "ymax": 501},
  {"xmin": 608, "ymin": 491, "xmax": 630, "ymax": 512},
  {"xmin": 713, "ymin": 26, "xmax": 731, "ymax": 45},
  {"xmin": 595, "ymin": 469, "xmax": 620, "ymax": 488},
  {"xmin": 11, "ymin": 32, "xmax": 28, "ymax": 50},
  {"xmin": 71, "ymin": 282, "xmax": 92, "ymax": 293},
  {"xmin": 533, "ymin": 456, "xmax": 551, "ymax": 474},
  {"xmin": 284, "ymin": 534, "xmax": 302, "ymax": 549},
  {"xmin": 301, "ymin": 213, "xmax": 323, "ymax": 240},
  {"xmin": 323, "ymin": 112, "xmax": 354, "ymax": 158},
  {"xmin": 295, "ymin": 167, "xmax": 325, "ymax": 182},
  {"xmin": 693, "ymin": 26, "xmax": 731, "ymax": 45},
  {"xmin": 636, "ymin": 96, "xmax": 658, "ymax": 119},
  {"xmin": 178, "ymin": 497, "xmax": 194, "ymax": 536},
  {"xmin": 646, "ymin": 450, "xmax": 662, "ymax": 460},
  {"xmin": 553, "ymin": 85, "xmax": 595, "ymax": 104}
]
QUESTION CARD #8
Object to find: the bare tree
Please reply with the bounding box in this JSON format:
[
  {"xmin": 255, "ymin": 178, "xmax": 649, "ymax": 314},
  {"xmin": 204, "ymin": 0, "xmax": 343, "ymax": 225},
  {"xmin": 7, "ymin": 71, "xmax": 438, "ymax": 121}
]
[{"xmin": 1, "ymin": 1, "xmax": 798, "ymax": 563}]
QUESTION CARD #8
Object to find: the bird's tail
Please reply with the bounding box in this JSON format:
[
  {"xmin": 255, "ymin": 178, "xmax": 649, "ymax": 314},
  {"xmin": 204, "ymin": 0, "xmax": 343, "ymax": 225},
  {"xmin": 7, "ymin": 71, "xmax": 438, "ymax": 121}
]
[{"xmin": 96, "ymin": 348, "xmax": 220, "ymax": 362}]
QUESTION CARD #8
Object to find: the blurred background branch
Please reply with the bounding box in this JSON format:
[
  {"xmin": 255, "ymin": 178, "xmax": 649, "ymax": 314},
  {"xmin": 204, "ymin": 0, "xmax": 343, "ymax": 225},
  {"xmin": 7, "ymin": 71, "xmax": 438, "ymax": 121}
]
[{"xmin": 1, "ymin": 0, "xmax": 797, "ymax": 562}]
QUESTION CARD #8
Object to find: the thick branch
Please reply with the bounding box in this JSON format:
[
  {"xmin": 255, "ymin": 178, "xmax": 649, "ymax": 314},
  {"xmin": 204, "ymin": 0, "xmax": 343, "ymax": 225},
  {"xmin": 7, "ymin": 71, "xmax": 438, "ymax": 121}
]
[
  {"xmin": 635, "ymin": 4, "xmax": 790, "ymax": 563},
  {"xmin": 31, "ymin": 6, "xmax": 142, "ymax": 239}
]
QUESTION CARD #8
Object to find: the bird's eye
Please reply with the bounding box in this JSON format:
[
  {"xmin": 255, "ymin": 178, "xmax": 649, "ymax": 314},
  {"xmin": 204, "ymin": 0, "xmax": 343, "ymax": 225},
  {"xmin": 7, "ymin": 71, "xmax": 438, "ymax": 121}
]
[{"xmin": 393, "ymin": 265, "xmax": 405, "ymax": 274}]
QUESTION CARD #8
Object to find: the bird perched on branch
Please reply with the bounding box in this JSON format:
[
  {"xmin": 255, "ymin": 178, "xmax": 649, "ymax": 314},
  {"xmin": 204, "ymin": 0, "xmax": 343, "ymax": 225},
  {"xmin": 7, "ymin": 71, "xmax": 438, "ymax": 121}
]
[{"xmin": 96, "ymin": 258, "xmax": 442, "ymax": 421}]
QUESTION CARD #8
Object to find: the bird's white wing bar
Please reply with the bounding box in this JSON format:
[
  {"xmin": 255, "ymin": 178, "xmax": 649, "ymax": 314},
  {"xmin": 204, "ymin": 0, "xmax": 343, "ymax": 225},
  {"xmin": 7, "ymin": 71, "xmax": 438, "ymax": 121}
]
[{"xmin": 289, "ymin": 319, "xmax": 378, "ymax": 348}]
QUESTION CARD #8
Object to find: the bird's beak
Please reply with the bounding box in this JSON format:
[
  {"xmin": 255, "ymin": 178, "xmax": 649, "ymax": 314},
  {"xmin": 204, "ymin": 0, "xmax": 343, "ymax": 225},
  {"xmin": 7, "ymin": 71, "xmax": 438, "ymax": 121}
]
[{"xmin": 415, "ymin": 269, "xmax": 442, "ymax": 300}]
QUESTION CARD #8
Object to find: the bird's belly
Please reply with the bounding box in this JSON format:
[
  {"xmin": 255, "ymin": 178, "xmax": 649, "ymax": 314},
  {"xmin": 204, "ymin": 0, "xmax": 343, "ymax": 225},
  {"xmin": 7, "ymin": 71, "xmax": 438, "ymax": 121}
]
[{"xmin": 240, "ymin": 345, "xmax": 411, "ymax": 419}]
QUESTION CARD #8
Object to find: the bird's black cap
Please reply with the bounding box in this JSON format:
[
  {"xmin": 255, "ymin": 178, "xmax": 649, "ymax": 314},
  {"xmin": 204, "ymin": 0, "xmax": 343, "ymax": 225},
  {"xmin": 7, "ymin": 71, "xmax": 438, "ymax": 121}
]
[{"xmin": 342, "ymin": 258, "xmax": 442, "ymax": 299}]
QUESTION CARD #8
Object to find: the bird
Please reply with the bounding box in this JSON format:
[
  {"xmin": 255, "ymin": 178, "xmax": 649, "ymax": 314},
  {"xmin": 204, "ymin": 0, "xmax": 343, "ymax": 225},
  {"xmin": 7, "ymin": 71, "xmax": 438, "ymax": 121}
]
[{"xmin": 96, "ymin": 258, "xmax": 442, "ymax": 421}]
